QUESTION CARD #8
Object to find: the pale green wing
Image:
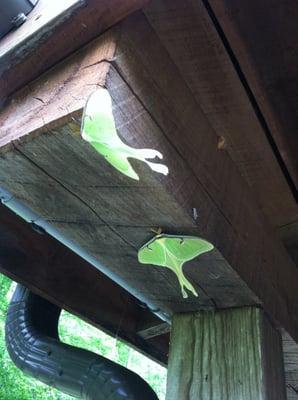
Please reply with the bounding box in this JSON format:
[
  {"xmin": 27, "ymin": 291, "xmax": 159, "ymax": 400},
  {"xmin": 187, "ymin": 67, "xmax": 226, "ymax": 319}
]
[
  {"xmin": 82, "ymin": 89, "xmax": 119, "ymax": 144},
  {"xmin": 83, "ymin": 114, "xmax": 118, "ymax": 144},
  {"xmin": 138, "ymin": 234, "xmax": 214, "ymax": 298},
  {"xmin": 138, "ymin": 239, "xmax": 166, "ymax": 266},
  {"xmin": 90, "ymin": 142, "xmax": 139, "ymax": 180},
  {"xmin": 164, "ymin": 237, "xmax": 214, "ymax": 262},
  {"xmin": 81, "ymin": 89, "xmax": 168, "ymax": 180}
]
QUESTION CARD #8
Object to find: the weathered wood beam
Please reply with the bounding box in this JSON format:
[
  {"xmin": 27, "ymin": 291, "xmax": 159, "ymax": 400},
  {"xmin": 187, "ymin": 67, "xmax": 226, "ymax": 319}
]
[
  {"xmin": 167, "ymin": 308, "xmax": 287, "ymax": 400},
  {"xmin": 205, "ymin": 0, "xmax": 298, "ymax": 265},
  {"xmin": 143, "ymin": 0, "xmax": 298, "ymax": 264},
  {"xmin": 0, "ymin": 23, "xmax": 259, "ymax": 314},
  {"xmin": 282, "ymin": 330, "xmax": 298, "ymax": 399},
  {"xmin": 0, "ymin": 203, "xmax": 168, "ymax": 364},
  {"xmin": 208, "ymin": 0, "xmax": 298, "ymax": 189},
  {"xmin": 0, "ymin": 0, "xmax": 149, "ymax": 102},
  {"xmin": 0, "ymin": 6, "xmax": 298, "ymax": 349}
]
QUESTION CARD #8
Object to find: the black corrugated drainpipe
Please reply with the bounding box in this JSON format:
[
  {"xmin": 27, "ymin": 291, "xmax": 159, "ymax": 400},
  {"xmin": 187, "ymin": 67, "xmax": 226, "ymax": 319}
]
[{"xmin": 5, "ymin": 284, "xmax": 159, "ymax": 400}]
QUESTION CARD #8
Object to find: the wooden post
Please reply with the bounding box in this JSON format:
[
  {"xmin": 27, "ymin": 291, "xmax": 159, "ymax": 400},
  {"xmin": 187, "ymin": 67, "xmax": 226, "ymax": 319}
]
[{"xmin": 166, "ymin": 307, "xmax": 286, "ymax": 400}]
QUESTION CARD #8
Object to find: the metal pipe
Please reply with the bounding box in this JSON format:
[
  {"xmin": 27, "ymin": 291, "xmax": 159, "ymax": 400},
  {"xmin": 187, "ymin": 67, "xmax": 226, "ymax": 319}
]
[
  {"xmin": 0, "ymin": 188, "xmax": 170, "ymax": 323},
  {"xmin": 5, "ymin": 284, "xmax": 159, "ymax": 400}
]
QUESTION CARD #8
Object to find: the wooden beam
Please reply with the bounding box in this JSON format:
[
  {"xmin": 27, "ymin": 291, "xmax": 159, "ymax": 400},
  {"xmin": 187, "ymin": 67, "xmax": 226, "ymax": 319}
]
[
  {"xmin": 208, "ymin": 0, "xmax": 298, "ymax": 189},
  {"xmin": 143, "ymin": 0, "xmax": 298, "ymax": 263},
  {"xmin": 1, "ymin": 202, "xmax": 298, "ymax": 384},
  {"xmin": 279, "ymin": 222, "xmax": 298, "ymax": 269},
  {"xmin": 0, "ymin": 0, "xmax": 149, "ymax": 102},
  {"xmin": 0, "ymin": 0, "xmax": 80, "ymax": 58},
  {"xmin": 166, "ymin": 308, "xmax": 287, "ymax": 400},
  {"xmin": 0, "ymin": 24, "xmax": 259, "ymax": 317},
  {"xmin": 0, "ymin": 5, "xmax": 298, "ymax": 348},
  {"xmin": 0, "ymin": 203, "xmax": 168, "ymax": 364},
  {"xmin": 283, "ymin": 330, "xmax": 298, "ymax": 399}
]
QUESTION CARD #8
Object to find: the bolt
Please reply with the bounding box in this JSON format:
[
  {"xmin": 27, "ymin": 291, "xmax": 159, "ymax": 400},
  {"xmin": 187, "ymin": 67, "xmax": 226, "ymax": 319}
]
[{"xmin": 11, "ymin": 13, "xmax": 27, "ymax": 28}]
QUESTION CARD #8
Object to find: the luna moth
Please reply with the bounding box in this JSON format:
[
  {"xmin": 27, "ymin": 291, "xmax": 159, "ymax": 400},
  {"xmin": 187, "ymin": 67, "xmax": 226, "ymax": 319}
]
[
  {"xmin": 138, "ymin": 234, "xmax": 214, "ymax": 298},
  {"xmin": 81, "ymin": 89, "xmax": 169, "ymax": 180}
]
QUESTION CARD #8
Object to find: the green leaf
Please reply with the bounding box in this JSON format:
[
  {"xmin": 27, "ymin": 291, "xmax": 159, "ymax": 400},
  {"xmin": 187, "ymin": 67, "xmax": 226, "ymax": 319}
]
[
  {"xmin": 81, "ymin": 89, "xmax": 169, "ymax": 180},
  {"xmin": 138, "ymin": 234, "xmax": 214, "ymax": 298}
]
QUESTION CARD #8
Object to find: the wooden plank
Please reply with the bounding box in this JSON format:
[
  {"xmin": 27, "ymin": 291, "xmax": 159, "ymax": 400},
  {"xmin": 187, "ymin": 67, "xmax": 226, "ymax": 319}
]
[
  {"xmin": 166, "ymin": 308, "xmax": 287, "ymax": 400},
  {"xmin": 283, "ymin": 331, "xmax": 298, "ymax": 399},
  {"xmin": 108, "ymin": 12, "xmax": 298, "ymax": 339},
  {"xmin": 262, "ymin": 312, "xmax": 288, "ymax": 400},
  {"xmin": 208, "ymin": 0, "xmax": 298, "ymax": 188},
  {"xmin": 0, "ymin": 105, "xmax": 256, "ymax": 313},
  {"xmin": 1, "ymin": 10, "xmax": 298, "ymax": 348},
  {"xmin": 279, "ymin": 222, "xmax": 298, "ymax": 271},
  {"xmin": 0, "ymin": 28, "xmax": 117, "ymax": 147},
  {"xmin": 137, "ymin": 314, "xmax": 171, "ymax": 340},
  {"xmin": 0, "ymin": 0, "xmax": 149, "ymax": 103},
  {"xmin": 137, "ymin": 323, "xmax": 170, "ymax": 340},
  {"xmin": 0, "ymin": 22, "xmax": 258, "ymax": 314},
  {"xmin": 143, "ymin": 0, "xmax": 298, "ymax": 263},
  {"xmin": 0, "ymin": 0, "xmax": 80, "ymax": 58},
  {"xmin": 0, "ymin": 203, "xmax": 168, "ymax": 365}
]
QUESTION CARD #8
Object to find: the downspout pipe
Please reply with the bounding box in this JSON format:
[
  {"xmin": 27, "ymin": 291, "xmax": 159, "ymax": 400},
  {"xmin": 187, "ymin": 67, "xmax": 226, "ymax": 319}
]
[{"xmin": 5, "ymin": 284, "xmax": 159, "ymax": 400}]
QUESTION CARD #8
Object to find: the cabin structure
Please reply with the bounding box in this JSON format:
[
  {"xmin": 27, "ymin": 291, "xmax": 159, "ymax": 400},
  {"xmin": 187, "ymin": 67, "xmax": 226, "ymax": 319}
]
[{"xmin": 0, "ymin": 0, "xmax": 297, "ymax": 399}]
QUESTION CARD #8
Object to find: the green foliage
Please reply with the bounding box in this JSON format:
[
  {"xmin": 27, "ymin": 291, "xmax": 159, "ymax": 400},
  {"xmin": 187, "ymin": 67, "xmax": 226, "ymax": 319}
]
[
  {"xmin": 81, "ymin": 89, "xmax": 168, "ymax": 180},
  {"xmin": 0, "ymin": 274, "xmax": 166, "ymax": 399},
  {"xmin": 138, "ymin": 234, "xmax": 214, "ymax": 298},
  {"xmin": 59, "ymin": 311, "xmax": 166, "ymax": 399}
]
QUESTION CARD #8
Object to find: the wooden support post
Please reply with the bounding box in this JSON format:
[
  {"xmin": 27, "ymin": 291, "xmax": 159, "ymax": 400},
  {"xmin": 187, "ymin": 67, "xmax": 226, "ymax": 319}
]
[{"xmin": 166, "ymin": 307, "xmax": 286, "ymax": 400}]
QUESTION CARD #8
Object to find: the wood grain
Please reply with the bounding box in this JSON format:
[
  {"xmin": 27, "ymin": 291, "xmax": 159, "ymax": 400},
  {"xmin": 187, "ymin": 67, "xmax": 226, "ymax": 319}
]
[
  {"xmin": 0, "ymin": 0, "xmax": 80, "ymax": 59},
  {"xmin": 0, "ymin": 0, "xmax": 149, "ymax": 102},
  {"xmin": 143, "ymin": 0, "xmax": 298, "ymax": 261},
  {"xmin": 0, "ymin": 9, "xmax": 298, "ymax": 348},
  {"xmin": 110, "ymin": 12, "xmax": 298, "ymax": 339},
  {"xmin": 0, "ymin": 28, "xmax": 117, "ymax": 149},
  {"xmin": 0, "ymin": 97, "xmax": 256, "ymax": 314},
  {"xmin": 166, "ymin": 308, "xmax": 287, "ymax": 400},
  {"xmin": 208, "ymin": 0, "xmax": 298, "ymax": 188},
  {"xmin": 0, "ymin": 203, "xmax": 168, "ymax": 364},
  {"xmin": 283, "ymin": 330, "xmax": 298, "ymax": 400}
]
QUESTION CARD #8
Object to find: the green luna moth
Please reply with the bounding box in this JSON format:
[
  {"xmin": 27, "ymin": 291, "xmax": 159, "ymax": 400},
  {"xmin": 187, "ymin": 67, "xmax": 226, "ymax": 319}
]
[
  {"xmin": 81, "ymin": 89, "xmax": 169, "ymax": 180},
  {"xmin": 138, "ymin": 234, "xmax": 214, "ymax": 298}
]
